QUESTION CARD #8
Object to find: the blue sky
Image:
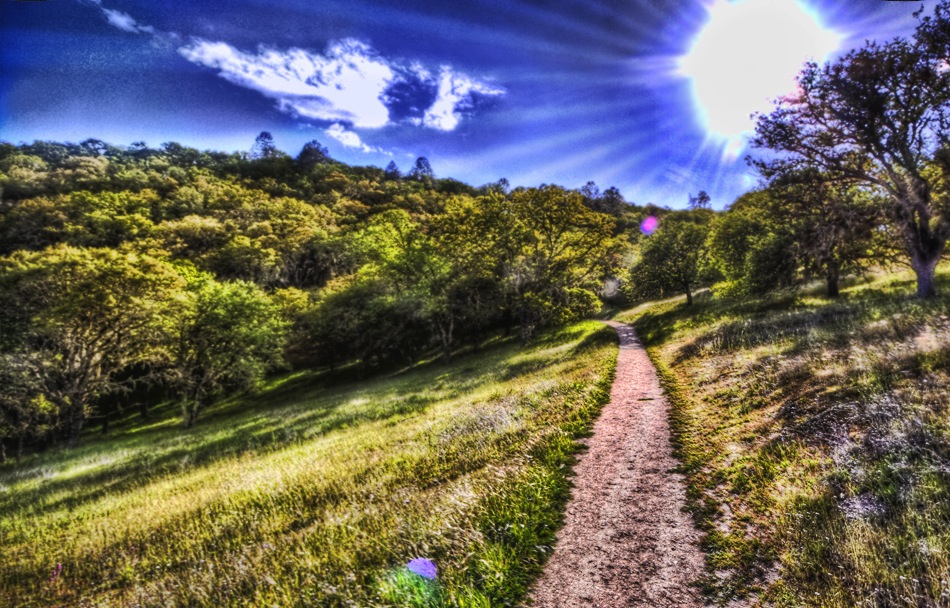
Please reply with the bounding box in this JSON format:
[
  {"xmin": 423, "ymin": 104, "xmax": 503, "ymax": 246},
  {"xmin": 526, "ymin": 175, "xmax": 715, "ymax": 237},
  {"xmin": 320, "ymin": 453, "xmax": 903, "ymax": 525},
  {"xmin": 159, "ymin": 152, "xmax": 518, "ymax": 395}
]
[{"xmin": 0, "ymin": 0, "xmax": 922, "ymax": 208}]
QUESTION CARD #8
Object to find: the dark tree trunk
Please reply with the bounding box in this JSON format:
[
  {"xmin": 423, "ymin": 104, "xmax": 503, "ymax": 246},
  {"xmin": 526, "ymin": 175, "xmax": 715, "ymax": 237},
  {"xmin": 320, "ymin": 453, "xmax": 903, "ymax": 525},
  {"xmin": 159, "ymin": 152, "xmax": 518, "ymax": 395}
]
[
  {"xmin": 16, "ymin": 434, "xmax": 24, "ymax": 460},
  {"xmin": 826, "ymin": 263, "xmax": 841, "ymax": 298},
  {"xmin": 139, "ymin": 400, "xmax": 150, "ymax": 420},
  {"xmin": 911, "ymin": 252, "xmax": 940, "ymax": 299},
  {"xmin": 684, "ymin": 285, "xmax": 693, "ymax": 306},
  {"xmin": 65, "ymin": 404, "xmax": 85, "ymax": 447},
  {"xmin": 101, "ymin": 413, "xmax": 109, "ymax": 435},
  {"xmin": 519, "ymin": 308, "xmax": 534, "ymax": 345}
]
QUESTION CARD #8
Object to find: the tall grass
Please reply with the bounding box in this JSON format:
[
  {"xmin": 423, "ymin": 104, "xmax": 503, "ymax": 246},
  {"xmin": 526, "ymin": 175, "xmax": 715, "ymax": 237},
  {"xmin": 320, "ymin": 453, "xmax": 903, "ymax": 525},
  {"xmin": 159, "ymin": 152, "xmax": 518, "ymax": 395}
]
[
  {"xmin": 619, "ymin": 270, "xmax": 950, "ymax": 607},
  {"xmin": 0, "ymin": 321, "xmax": 617, "ymax": 607}
]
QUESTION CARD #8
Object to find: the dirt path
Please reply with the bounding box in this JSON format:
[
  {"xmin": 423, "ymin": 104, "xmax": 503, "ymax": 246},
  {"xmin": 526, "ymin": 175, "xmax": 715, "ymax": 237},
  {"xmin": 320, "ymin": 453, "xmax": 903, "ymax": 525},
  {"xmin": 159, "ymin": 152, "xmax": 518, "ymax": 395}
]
[{"xmin": 528, "ymin": 321, "xmax": 705, "ymax": 607}]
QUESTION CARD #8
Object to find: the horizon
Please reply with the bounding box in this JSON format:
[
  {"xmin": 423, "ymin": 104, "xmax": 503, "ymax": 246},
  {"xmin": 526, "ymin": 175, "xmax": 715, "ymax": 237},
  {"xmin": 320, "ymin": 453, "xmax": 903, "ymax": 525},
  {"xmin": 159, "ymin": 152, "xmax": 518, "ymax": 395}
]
[{"xmin": 1, "ymin": 0, "xmax": 921, "ymax": 208}]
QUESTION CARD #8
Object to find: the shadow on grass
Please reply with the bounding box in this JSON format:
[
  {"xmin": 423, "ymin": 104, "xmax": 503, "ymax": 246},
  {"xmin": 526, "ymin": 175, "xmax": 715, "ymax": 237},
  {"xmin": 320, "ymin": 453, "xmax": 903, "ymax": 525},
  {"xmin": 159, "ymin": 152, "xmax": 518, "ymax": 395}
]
[
  {"xmin": 0, "ymin": 324, "xmax": 602, "ymax": 527},
  {"xmin": 0, "ymin": 387, "xmax": 440, "ymax": 525}
]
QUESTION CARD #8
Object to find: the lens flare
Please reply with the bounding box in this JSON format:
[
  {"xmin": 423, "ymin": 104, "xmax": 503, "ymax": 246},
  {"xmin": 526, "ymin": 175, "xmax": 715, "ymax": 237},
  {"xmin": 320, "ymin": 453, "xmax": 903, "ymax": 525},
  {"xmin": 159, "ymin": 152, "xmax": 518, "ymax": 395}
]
[{"xmin": 640, "ymin": 216, "xmax": 659, "ymax": 235}]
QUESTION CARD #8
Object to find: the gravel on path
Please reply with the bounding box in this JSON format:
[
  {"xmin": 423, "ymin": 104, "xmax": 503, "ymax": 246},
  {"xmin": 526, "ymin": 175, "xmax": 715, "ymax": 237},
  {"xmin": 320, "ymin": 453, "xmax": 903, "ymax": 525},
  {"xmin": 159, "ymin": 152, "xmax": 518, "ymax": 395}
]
[{"xmin": 528, "ymin": 321, "xmax": 706, "ymax": 607}]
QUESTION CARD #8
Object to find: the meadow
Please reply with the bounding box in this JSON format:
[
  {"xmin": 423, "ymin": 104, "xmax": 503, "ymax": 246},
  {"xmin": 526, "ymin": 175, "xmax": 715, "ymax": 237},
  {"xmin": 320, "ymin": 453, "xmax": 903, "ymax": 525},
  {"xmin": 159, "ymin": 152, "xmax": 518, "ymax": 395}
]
[
  {"xmin": 0, "ymin": 321, "xmax": 616, "ymax": 607},
  {"xmin": 618, "ymin": 269, "xmax": 950, "ymax": 607}
]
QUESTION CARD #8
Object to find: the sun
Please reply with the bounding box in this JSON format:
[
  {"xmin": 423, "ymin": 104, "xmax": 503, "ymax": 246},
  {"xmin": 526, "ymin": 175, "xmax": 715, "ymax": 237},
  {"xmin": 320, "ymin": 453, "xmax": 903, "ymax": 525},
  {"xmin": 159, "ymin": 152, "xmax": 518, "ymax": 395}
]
[{"xmin": 680, "ymin": 0, "xmax": 841, "ymax": 155}]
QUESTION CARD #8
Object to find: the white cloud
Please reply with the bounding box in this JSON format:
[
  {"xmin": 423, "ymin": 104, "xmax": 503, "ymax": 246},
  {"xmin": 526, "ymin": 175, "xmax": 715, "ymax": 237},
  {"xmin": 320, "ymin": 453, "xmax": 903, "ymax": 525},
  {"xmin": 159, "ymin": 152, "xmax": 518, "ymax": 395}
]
[
  {"xmin": 179, "ymin": 38, "xmax": 505, "ymax": 137},
  {"xmin": 101, "ymin": 8, "xmax": 156, "ymax": 34},
  {"xmin": 325, "ymin": 123, "xmax": 382, "ymax": 154},
  {"xmin": 179, "ymin": 39, "xmax": 395, "ymax": 129},
  {"xmin": 423, "ymin": 68, "xmax": 505, "ymax": 131},
  {"xmin": 82, "ymin": 3, "xmax": 504, "ymax": 144}
]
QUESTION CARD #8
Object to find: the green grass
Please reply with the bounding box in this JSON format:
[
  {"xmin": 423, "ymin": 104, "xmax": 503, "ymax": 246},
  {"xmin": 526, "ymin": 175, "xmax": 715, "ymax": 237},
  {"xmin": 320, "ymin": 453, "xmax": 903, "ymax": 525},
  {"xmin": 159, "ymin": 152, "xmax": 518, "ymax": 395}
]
[
  {"xmin": 618, "ymin": 269, "xmax": 950, "ymax": 607},
  {"xmin": 0, "ymin": 321, "xmax": 617, "ymax": 607}
]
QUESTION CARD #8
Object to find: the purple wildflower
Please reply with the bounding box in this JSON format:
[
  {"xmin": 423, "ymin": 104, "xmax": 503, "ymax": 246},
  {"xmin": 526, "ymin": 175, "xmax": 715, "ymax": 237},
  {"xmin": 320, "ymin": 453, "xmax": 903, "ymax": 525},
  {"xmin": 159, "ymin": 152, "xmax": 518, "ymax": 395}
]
[{"xmin": 407, "ymin": 557, "xmax": 437, "ymax": 580}]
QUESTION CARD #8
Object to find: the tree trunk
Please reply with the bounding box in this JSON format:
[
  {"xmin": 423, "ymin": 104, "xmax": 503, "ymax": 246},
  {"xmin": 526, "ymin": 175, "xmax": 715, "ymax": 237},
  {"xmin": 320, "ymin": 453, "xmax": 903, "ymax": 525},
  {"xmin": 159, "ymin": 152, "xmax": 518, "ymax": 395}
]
[
  {"xmin": 139, "ymin": 400, "xmax": 150, "ymax": 420},
  {"xmin": 899, "ymin": 201, "xmax": 944, "ymax": 298},
  {"xmin": 101, "ymin": 413, "xmax": 110, "ymax": 435},
  {"xmin": 519, "ymin": 308, "xmax": 534, "ymax": 345},
  {"xmin": 912, "ymin": 252, "xmax": 940, "ymax": 299},
  {"xmin": 437, "ymin": 317, "xmax": 454, "ymax": 363},
  {"xmin": 684, "ymin": 285, "xmax": 693, "ymax": 306},
  {"xmin": 826, "ymin": 263, "xmax": 841, "ymax": 298},
  {"xmin": 65, "ymin": 404, "xmax": 85, "ymax": 447}
]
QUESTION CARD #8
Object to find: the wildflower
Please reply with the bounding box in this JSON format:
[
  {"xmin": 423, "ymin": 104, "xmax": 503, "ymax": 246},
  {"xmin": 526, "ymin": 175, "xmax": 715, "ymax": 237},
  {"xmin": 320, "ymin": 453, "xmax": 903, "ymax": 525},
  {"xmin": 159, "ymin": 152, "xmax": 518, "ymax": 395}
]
[{"xmin": 407, "ymin": 558, "xmax": 437, "ymax": 580}]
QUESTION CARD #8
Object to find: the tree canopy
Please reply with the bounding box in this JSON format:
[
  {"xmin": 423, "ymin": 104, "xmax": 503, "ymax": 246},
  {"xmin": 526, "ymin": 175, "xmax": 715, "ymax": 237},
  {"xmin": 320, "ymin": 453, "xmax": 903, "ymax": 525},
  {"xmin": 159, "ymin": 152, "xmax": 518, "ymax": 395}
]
[{"xmin": 752, "ymin": 1, "xmax": 950, "ymax": 297}]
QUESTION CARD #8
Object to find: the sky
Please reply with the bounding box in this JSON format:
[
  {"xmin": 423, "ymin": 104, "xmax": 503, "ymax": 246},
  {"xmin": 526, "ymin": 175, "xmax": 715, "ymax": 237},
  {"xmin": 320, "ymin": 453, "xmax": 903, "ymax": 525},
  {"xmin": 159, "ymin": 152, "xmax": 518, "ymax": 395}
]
[{"xmin": 0, "ymin": 0, "xmax": 924, "ymax": 208}]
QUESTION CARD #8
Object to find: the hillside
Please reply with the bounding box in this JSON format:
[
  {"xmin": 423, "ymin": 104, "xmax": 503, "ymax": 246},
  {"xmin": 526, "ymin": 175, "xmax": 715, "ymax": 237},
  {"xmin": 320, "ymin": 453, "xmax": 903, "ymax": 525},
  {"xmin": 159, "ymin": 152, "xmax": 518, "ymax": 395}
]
[
  {"xmin": 0, "ymin": 321, "xmax": 616, "ymax": 607},
  {"xmin": 618, "ymin": 269, "xmax": 950, "ymax": 606}
]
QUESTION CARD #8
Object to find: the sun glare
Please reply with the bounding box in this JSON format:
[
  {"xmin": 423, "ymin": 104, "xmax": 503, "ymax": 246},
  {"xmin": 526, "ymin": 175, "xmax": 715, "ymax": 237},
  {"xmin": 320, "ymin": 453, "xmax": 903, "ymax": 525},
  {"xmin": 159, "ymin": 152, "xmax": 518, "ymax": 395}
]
[{"xmin": 680, "ymin": 0, "xmax": 841, "ymax": 153}]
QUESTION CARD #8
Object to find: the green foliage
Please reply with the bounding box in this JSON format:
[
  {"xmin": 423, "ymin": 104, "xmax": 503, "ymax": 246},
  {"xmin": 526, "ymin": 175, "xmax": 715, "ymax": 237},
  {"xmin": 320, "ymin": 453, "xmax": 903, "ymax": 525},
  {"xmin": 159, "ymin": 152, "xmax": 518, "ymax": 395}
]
[
  {"xmin": 306, "ymin": 275, "xmax": 429, "ymax": 368},
  {"xmin": 629, "ymin": 209, "xmax": 715, "ymax": 305},
  {"xmin": 505, "ymin": 186, "xmax": 620, "ymax": 340},
  {"xmin": 0, "ymin": 246, "xmax": 185, "ymax": 441},
  {"xmin": 708, "ymin": 183, "xmax": 889, "ymax": 297},
  {"xmin": 706, "ymin": 190, "xmax": 798, "ymax": 295},
  {"xmin": 167, "ymin": 274, "xmax": 288, "ymax": 427}
]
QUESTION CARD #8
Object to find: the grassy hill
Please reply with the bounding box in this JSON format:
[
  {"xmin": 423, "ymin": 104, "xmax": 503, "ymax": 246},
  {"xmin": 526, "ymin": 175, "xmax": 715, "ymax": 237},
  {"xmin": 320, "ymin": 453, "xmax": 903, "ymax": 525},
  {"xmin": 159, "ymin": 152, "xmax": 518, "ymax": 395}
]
[
  {"xmin": 619, "ymin": 269, "xmax": 950, "ymax": 607},
  {"xmin": 0, "ymin": 322, "xmax": 616, "ymax": 607}
]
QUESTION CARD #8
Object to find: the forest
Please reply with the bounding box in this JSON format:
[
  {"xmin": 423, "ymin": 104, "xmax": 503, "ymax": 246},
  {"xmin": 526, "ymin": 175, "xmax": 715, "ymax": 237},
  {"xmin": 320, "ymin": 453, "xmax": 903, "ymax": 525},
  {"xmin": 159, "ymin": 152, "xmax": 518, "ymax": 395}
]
[{"xmin": 1, "ymin": 3, "xmax": 949, "ymax": 606}]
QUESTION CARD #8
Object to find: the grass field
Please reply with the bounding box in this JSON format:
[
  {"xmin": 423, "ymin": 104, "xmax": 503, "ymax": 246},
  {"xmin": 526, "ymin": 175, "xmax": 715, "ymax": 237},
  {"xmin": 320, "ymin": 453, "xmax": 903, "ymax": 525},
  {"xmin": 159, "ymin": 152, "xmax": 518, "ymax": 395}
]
[
  {"xmin": 618, "ymin": 269, "xmax": 950, "ymax": 607},
  {"xmin": 0, "ymin": 321, "xmax": 617, "ymax": 607}
]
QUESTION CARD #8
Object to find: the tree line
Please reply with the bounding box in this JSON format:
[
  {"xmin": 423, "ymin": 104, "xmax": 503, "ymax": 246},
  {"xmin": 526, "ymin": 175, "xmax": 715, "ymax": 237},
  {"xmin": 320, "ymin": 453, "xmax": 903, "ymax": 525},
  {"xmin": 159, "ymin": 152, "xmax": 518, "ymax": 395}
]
[{"xmin": 0, "ymin": 136, "xmax": 639, "ymax": 457}]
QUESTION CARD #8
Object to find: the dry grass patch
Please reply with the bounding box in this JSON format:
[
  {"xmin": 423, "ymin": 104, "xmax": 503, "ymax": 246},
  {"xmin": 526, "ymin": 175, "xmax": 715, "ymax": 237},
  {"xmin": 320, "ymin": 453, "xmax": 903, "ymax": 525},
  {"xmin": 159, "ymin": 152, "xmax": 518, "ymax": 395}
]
[{"xmin": 619, "ymin": 270, "xmax": 950, "ymax": 607}]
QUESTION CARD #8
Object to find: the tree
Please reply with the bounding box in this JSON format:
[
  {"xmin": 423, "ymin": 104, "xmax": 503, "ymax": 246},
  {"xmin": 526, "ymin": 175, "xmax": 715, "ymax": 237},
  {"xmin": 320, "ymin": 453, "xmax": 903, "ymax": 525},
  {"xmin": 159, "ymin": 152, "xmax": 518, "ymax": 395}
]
[
  {"xmin": 297, "ymin": 140, "xmax": 330, "ymax": 171},
  {"xmin": 0, "ymin": 354, "xmax": 52, "ymax": 460},
  {"xmin": 250, "ymin": 131, "xmax": 280, "ymax": 160},
  {"xmin": 0, "ymin": 246, "xmax": 184, "ymax": 443},
  {"xmin": 688, "ymin": 190, "xmax": 711, "ymax": 210},
  {"xmin": 408, "ymin": 157, "xmax": 434, "ymax": 181},
  {"xmin": 505, "ymin": 186, "xmax": 619, "ymax": 341},
  {"xmin": 769, "ymin": 172, "xmax": 886, "ymax": 297},
  {"xmin": 79, "ymin": 138, "xmax": 113, "ymax": 157},
  {"xmin": 752, "ymin": 2, "xmax": 950, "ymax": 297},
  {"xmin": 0, "ymin": 154, "xmax": 49, "ymax": 199},
  {"xmin": 357, "ymin": 209, "xmax": 461, "ymax": 360},
  {"xmin": 629, "ymin": 211, "xmax": 714, "ymax": 305},
  {"xmin": 384, "ymin": 161, "xmax": 401, "ymax": 180},
  {"xmin": 167, "ymin": 275, "xmax": 287, "ymax": 427},
  {"xmin": 706, "ymin": 190, "xmax": 798, "ymax": 295},
  {"xmin": 598, "ymin": 186, "xmax": 627, "ymax": 217}
]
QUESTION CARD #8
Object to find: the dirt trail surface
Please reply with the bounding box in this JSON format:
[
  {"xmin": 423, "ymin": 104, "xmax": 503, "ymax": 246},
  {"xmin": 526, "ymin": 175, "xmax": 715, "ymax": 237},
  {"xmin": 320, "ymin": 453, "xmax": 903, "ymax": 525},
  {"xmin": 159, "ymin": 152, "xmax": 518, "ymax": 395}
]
[{"xmin": 528, "ymin": 321, "xmax": 705, "ymax": 607}]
